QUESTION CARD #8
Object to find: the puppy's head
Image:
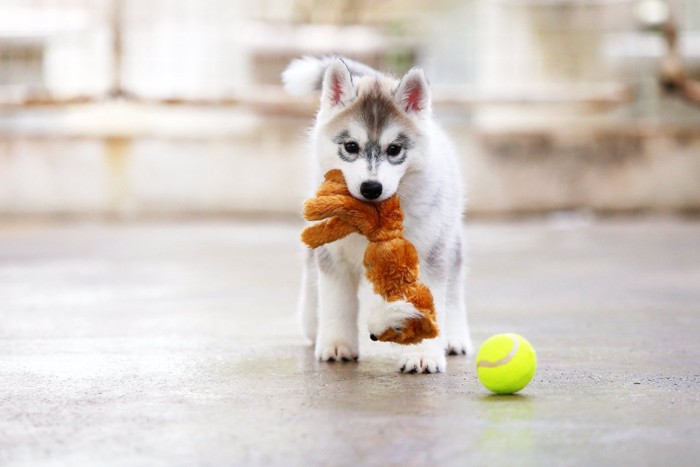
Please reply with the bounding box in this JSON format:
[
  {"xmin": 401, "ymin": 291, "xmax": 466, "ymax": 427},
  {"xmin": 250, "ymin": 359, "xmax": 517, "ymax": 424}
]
[{"xmin": 315, "ymin": 59, "xmax": 432, "ymax": 202}]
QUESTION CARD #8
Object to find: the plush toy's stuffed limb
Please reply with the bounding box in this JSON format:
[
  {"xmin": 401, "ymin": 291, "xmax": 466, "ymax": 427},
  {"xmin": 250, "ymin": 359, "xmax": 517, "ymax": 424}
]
[
  {"xmin": 302, "ymin": 169, "xmax": 381, "ymax": 242},
  {"xmin": 363, "ymin": 238, "xmax": 420, "ymax": 298},
  {"xmin": 364, "ymin": 238, "xmax": 439, "ymax": 344},
  {"xmin": 315, "ymin": 169, "xmax": 350, "ymax": 196},
  {"xmin": 304, "ymin": 194, "xmax": 380, "ymax": 233},
  {"xmin": 301, "ymin": 170, "xmax": 374, "ymax": 248},
  {"xmin": 300, "ymin": 169, "xmax": 440, "ymax": 345},
  {"xmin": 301, "ymin": 217, "xmax": 356, "ymax": 249},
  {"xmin": 374, "ymin": 282, "xmax": 438, "ymax": 345}
]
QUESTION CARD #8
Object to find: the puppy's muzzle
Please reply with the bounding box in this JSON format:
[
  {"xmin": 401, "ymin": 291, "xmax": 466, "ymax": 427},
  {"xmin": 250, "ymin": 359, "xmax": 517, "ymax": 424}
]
[{"xmin": 360, "ymin": 181, "xmax": 382, "ymax": 200}]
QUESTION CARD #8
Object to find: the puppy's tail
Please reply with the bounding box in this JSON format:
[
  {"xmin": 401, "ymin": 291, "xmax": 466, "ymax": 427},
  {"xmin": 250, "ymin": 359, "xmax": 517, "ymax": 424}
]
[{"xmin": 282, "ymin": 56, "xmax": 381, "ymax": 96}]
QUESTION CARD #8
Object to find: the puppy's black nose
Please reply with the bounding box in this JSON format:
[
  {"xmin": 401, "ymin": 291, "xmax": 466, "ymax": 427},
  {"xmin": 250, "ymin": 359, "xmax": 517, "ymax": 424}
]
[
  {"xmin": 360, "ymin": 181, "xmax": 382, "ymax": 200},
  {"xmin": 369, "ymin": 333, "xmax": 378, "ymax": 341}
]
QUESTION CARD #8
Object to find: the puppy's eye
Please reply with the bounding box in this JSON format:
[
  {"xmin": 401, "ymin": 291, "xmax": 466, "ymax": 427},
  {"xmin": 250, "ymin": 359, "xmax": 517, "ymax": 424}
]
[
  {"xmin": 344, "ymin": 142, "xmax": 359, "ymax": 154},
  {"xmin": 387, "ymin": 144, "xmax": 402, "ymax": 157}
]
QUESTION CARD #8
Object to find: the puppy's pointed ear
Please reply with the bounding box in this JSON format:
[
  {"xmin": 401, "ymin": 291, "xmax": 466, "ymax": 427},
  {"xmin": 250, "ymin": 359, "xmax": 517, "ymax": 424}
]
[
  {"xmin": 321, "ymin": 58, "xmax": 355, "ymax": 110},
  {"xmin": 395, "ymin": 67, "xmax": 431, "ymax": 116}
]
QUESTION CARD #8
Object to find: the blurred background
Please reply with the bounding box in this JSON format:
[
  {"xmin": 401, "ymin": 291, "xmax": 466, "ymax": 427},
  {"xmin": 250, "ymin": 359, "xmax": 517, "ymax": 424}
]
[
  {"xmin": 2, "ymin": 3, "xmax": 700, "ymax": 465},
  {"xmin": 1, "ymin": 0, "xmax": 699, "ymax": 219}
]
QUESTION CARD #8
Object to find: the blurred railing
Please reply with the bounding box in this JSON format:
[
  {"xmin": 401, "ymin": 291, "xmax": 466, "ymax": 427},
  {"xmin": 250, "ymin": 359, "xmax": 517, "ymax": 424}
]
[{"xmin": 7, "ymin": 0, "xmax": 697, "ymax": 116}]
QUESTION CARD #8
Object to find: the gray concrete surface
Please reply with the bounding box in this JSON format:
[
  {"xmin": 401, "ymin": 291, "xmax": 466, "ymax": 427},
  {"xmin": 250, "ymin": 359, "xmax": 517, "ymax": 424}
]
[{"xmin": 0, "ymin": 218, "xmax": 699, "ymax": 466}]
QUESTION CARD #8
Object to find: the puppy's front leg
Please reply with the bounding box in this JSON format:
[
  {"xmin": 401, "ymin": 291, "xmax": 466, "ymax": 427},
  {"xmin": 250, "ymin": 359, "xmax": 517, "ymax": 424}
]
[{"xmin": 315, "ymin": 248, "xmax": 360, "ymax": 362}]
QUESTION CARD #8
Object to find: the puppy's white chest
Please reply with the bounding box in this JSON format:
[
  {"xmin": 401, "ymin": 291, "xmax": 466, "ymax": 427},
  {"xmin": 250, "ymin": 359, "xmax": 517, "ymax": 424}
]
[{"xmin": 326, "ymin": 233, "xmax": 367, "ymax": 269}]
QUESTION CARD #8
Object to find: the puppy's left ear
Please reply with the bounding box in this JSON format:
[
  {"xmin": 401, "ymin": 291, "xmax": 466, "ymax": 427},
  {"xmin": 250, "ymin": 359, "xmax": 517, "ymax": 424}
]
[
  {"xmin": 395, "ymin": 67, "xmax": 431, "ymax": 117},
  {"xmin": 321, "ymin": 58, "xmax": 355, "ymax": 111}
]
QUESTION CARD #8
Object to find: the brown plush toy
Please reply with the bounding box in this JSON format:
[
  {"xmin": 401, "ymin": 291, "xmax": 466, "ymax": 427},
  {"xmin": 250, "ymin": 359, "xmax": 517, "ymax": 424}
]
[{"xmin": 301, "ymin": 169, "xmax": 439, "ymax": 345}]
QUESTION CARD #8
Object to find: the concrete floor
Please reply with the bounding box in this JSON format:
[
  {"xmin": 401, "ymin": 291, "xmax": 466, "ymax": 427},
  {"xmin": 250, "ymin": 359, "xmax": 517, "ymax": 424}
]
[{"xmin": 0, "ymin": 218, "xmax": 698, "ymax": 466}]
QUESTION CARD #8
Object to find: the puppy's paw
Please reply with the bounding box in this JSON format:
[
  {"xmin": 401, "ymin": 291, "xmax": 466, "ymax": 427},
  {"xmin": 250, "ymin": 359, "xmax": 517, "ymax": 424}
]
[
  {"xmin": 315, "ymin": 342, "xmax": 359, "ymax": 363},
  {"xmin": 397, "ymin": 352, "xmax": 446, "ymax": 374},
  {"xmin": 445, "ymin": 337, "xmax": 474, "ymax": 357},
  {"xmin": 367, "ymin": 300, "xmax": 422, "ymax": 339}
]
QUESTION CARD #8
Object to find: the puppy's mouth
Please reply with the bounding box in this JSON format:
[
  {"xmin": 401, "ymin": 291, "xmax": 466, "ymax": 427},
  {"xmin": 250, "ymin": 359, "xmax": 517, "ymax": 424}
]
[{"xmin": 352, "ymin": 191, "xmax": 395, "ymax": 203}]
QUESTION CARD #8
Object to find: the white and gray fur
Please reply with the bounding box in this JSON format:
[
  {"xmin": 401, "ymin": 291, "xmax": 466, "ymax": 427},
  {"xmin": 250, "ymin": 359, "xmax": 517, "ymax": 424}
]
[{"xmin": 285, "ymin": 56, "xmax": 472, "ymax": 373}]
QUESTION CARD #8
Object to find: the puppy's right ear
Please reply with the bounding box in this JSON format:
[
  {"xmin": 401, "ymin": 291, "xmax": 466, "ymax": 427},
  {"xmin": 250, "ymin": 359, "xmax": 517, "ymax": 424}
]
[
  {"xmin": 395, "ymin": 67, "xmax": 431, "ymax": 117},
  {"xmin": 321, "ymin": 58, "xmax": 355, "ymax": 111}
]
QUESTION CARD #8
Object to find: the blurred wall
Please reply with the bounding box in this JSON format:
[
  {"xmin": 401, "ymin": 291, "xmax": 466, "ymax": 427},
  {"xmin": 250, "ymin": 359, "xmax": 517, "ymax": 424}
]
[{"xmin": 1, "ymin": 0, "xmax": 699, "ymax": 218}]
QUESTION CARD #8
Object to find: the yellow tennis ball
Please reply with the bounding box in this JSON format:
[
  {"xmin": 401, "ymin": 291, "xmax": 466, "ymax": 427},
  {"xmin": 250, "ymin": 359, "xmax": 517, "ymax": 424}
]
[{"xmin": 476, "ymin": 333, "xmax": 537, "ymax": 394}]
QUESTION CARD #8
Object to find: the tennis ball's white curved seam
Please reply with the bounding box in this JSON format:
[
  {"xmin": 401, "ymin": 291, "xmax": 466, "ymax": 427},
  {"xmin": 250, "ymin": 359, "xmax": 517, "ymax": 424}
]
[{"xmin": 476, "ymin": 334, "xmax": 519, "ymax": 369}]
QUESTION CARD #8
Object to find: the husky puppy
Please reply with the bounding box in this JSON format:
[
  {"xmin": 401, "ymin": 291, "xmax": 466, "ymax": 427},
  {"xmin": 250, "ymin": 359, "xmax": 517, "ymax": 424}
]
[{"xmin": 284, "ymin": 56, "xmax": 472, "ymax": 373}]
